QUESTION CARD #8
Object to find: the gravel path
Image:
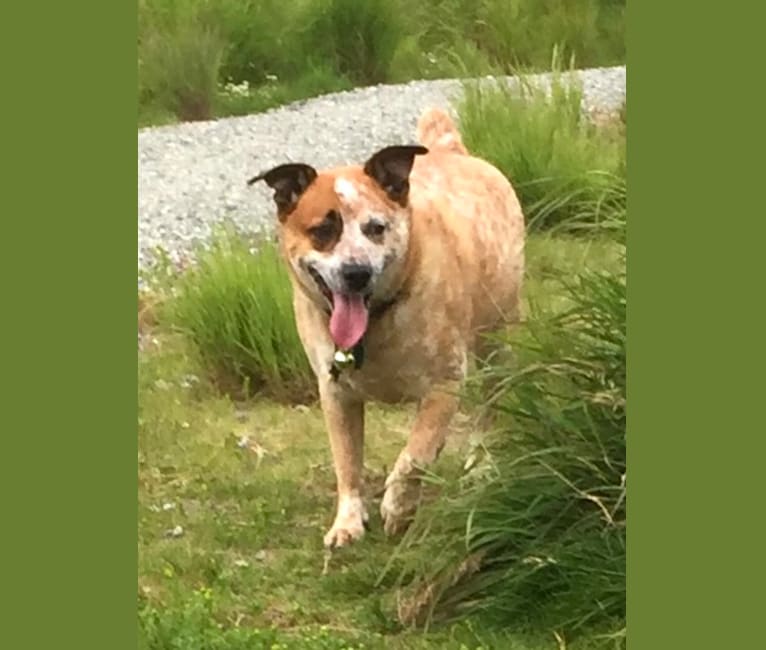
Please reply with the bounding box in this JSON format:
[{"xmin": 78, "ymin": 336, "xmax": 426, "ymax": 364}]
[{"xmin": 138, "ymin": 66, "xmax": 625, "ymax": 272}]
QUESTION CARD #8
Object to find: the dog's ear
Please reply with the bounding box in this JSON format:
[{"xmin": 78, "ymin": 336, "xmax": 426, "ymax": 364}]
[
  {"xmin": 248, "ymin": 163, "xmax": 317, "ymax": 220},
  {"xmin": 363, "ymin": 145, "xmax": 428, "ymax": 205}
]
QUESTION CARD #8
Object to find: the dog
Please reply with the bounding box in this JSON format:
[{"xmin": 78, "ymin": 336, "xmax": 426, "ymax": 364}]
[{"xmin": 249, "ymin": 108, "xmax": 524, "ymax": 548}]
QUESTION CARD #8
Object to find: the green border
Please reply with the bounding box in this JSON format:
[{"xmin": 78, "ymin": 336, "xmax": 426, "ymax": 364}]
[
  {"xmin": 629, "ymin": 3, "xmax": 764, "ymax": 649},
  {"xmin": 2, "ymin": 2, "xmax": 136, "ymax": 648}
]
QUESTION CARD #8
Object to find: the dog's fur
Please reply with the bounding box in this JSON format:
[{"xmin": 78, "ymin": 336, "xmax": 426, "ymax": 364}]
[{"xmin": 250, "ymin": 108, "xmax": 525, "ymax": 547}]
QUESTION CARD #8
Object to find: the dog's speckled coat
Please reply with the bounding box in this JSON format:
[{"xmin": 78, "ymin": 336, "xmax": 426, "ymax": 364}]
[{"xmin": 253, "ymin": 108, "xmax": 524, "ymax": 547}]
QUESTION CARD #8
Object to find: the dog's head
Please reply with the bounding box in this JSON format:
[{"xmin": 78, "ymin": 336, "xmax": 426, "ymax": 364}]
[{"xmin": 249, "ymin": 145, "xmax": 427, "ymax": 350}]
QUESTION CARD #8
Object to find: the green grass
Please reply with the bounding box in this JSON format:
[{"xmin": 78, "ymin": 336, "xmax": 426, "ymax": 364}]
[
  {"xmin": 457, "ymin": 67, "xmax": 626, "ymax": 232},
  {"xmin": 138, "ymin": 5, "xmax": 227, "ymax": 123},
  {"xmin": 138, "ymin": 231, "xmax": 623, "ymax": 648},
  {"xmin": 138, "ymin": 0, "xmax": 625, "ymax": 125},
  {"xmin": 149, "ymin": 229, "xmax": 314, "ymax": 402},
  {"xmin": 385, "ymin": 229, "xmax": 626, "ymax": 644}
]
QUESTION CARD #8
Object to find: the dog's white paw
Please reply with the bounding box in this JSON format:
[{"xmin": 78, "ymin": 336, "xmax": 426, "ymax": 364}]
[
  {"xmin": 380, "ymin": 452, "xmax": 422, "ymax": 536},
  {"xmin": 323, "ymin": 494, "xmax": 368, "ymax": 549}
]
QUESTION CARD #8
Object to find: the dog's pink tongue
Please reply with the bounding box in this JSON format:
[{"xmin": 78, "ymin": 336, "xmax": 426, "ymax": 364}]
[{"xmin": 329, "ymin": 293, "xmax": 369, "ymax": 349}]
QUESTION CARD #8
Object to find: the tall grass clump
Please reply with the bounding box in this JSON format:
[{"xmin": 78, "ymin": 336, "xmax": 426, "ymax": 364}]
[
  {"xmin": 458, "ymin": 65, "xmax": 626, "ymax": 232},
  {"xmin": 139, "ymin": 6, "xmax": 226, "ymax": 123},
  {"xmin": 162, "ymin": 230, "xmax": 314, "ymax": 402},
  {"xmin": 302, "ymin": 0, "xmax": 406, "ymax": 86},
  {"xmin": 388, "ymin": 223, "xmax": 626, "ymax": 643}
]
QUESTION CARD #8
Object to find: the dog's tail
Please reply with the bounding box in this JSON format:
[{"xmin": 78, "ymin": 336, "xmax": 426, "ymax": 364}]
[{"xmin": 416, "ymin": 107, "xmax": 469, "ymax": 155}]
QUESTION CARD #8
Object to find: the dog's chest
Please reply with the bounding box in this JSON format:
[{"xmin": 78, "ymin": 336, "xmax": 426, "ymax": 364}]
[{"xmin": 333, "ymin": 323, "xmax": 465, "ymax": 402}]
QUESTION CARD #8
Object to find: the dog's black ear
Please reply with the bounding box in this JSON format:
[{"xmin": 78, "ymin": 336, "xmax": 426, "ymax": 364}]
[
  {"xmin": 363, "ymin": 145, "xmax": 428, "ymax": 205},
  {"xmin": 248, "ymin": 163, "xmax": 317, "ymax": 219}
]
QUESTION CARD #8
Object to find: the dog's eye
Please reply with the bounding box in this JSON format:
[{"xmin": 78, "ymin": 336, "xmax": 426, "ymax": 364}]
[
  {"xmin": 308, "ymin": 211, "xmax": 341, "ymax": 248},
  {"xmin": 362, "ymin": 220, "xmax": 387, "ymax": 239}
]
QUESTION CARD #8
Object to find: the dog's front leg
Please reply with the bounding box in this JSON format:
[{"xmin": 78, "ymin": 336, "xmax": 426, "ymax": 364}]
[
  {"xmin": 381, "ymin": 381, "xmax": 459, "ymax": 536},
  {"xmin": 319, "ymin": 379, "xmax": 368, "ymax": 548}
]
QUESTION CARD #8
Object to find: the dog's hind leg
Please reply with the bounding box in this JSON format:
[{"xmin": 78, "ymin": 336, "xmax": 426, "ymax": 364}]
[
  {"xmin": 380, "ymin": 380, "xmax": 460, "ymax": 536},
  {"xmin": 320, "ymin": 380, "xmax": 369, "ymax": 548}
]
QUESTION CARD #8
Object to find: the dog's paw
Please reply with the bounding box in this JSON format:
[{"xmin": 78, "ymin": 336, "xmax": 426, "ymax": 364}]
[
  {"xmin": 323, "ymin": 494, "xmax": 368, "ymax": 549},
  {"xmin": 380, "ymin": 452, "xmax": 422, "ymax": 537}
]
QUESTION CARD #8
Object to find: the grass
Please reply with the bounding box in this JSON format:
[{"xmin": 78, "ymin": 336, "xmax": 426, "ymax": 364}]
[
  {"xmin": 138, "ymin": 230, "xmax": 624, "ymax": 648},
  {"xmin": 147, "ymin": 229, "xmax": 314, "ymax": 402},
  {"xmin": 138, "ymin": 0, "xmax": 625, "ymax": 125},
  {"xmin": 457, "ymin": 66, "xmax": 626, "ymax": 232},
  {"xmin": 385, "ymin": 230, "xmax": 626, "ymax": 644}
]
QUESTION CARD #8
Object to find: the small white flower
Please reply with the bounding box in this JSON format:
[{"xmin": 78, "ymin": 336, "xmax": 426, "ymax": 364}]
[{"xmin": 166, "ymin": 525, "xmax": 184, "ymax": 538}]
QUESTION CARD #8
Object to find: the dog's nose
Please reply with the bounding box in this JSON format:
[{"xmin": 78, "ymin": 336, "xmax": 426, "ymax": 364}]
[{"xmin": 341, "ymin": 263, "xmax": 372, "ymax": 292}]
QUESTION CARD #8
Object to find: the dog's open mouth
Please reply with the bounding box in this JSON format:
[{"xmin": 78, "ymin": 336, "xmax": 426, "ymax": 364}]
[
  {"xmin": 308, "ymin": 266, "xmax": 333, "ymax": 304},
  {"xmin": 308, "ymin": 267, "xmax": 371, "ymax": 350}
]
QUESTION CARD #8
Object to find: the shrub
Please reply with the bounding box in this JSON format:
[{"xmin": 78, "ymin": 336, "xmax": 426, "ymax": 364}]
[
  {"xmin": 161, "ymin": 230, "xmax": 314, "ymax": 402},
  {"xmin": 139, "ymin": 5, "xmax": 226, "ymax": 122},
  {"xmin": 388, "ymin": 223, "xmax": 626, "ymax": 643},
  {"xmin": 300, "ymin": 0, "xmax": 406, "ymax": 86},
  {"xmin": 457, "ymin": 65, "xmax": 626, "ymax": 232}
]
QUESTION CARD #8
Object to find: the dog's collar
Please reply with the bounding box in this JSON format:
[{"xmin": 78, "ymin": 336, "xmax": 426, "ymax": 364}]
[{"xmin": 327, "ymin": 289, "xmax": 405, "ymax": 381}]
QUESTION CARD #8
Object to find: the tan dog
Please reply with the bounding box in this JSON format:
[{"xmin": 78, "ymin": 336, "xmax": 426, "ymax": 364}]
[{"xmin": 249, "ymin": 108, "xmax": 524, "ymax": 548}]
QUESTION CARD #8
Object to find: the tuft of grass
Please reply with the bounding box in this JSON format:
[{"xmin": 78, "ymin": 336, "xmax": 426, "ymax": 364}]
[
  {"xmin": 302, "ymin": 0, "xmax": 406, "ymax": 86},
  {"xmin": 139, "ymin": 10, "xmax": 226, "ymax": 122},
  {"xmin": 458, "ymin": 64, "xmax": 626, "ymax": 232},
  {"xmin": 158, "ymin": 229, "xmax": 314, "ymax": 402},
  {"xmin": 386, "ymin": 224, "xmax": 626, "ymax": 642}
]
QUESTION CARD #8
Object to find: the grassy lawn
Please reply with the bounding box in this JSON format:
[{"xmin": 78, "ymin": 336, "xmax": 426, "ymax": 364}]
[{"xmin": 138, "ymin": 234, "xmax": 623, "ymax": 649}]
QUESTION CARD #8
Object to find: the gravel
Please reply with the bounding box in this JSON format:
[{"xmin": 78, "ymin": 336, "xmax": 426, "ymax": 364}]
[{"xmin": 138, "ymin": 65, "xmax": 625, "ymax": 273}]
